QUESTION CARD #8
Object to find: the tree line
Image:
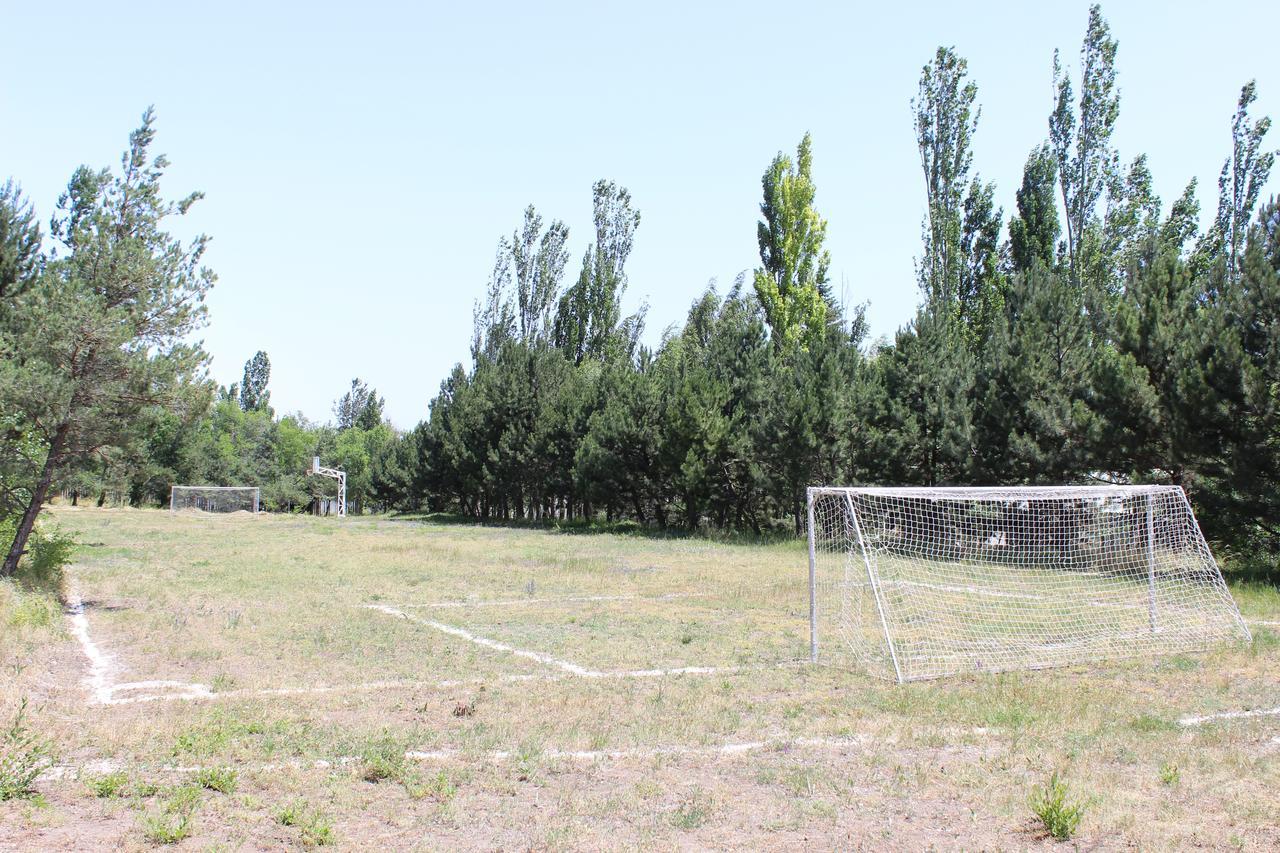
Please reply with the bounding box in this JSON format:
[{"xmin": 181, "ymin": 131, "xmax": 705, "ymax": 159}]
[{"xmin": 2, "ymin": 5, "xmax": 1279, "ymax": 578}]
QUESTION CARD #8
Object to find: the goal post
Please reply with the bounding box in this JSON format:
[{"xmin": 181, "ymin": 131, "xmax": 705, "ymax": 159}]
[
  {"xmin": 807, "ymin": 485, "xmax": 1251, "ymax": 682},
  {"xmin": 169, "ymin": 485, "xmax": 260, "ymax": 515}
]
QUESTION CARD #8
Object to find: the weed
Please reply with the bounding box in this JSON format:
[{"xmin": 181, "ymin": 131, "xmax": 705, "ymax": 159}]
[
  {"xmin": 1029, "ymin": 772, "xmax": 1085, "ymax": 841},
  {"xmin": 1159, "ymin": 761, "xmax": 1180, "ymax": 786},
  {"xmin": 86, "ymin": 770, "xmax": 130, "ymax": 798},
  {"xmin": 0, "ymin": 699, "xmax": 54, "ymax": 801},
  {"xmin": 407, "ymin": 768, "xmax": 458, "ymax": 799},
  {"xmin": 209, "ymin": 672, "xmax": 236, "ymax": 692},
  {"xmin": 140, "ymin": 786, "xmax": 199, "ymax": 844},
  {"xmin": 356, "ymin": 736, "xmax": 406, "ymax": 783},
  {"xmin": 1129, "ymin": 713, "xmax": 1178, "ymax": 733},
  {"xmin": 192, "ymin": 766, "xmax": 237, "ymax": 794},
  {"xmin": 671, "ymin": 790, "xmax": 711, "ymax": 830},
  {"xmin": 278, "ymin": 800, "xmax": 334, "ymax": 846},
  {"xmin": 302, "ymin": 815, "xmax": 335, "ymax": 847}
]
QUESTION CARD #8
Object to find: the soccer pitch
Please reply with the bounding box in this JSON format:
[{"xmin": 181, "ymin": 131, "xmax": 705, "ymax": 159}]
[{"xmin": 3, "ymin": 507, "xmax": 1279, "ymax": 849}]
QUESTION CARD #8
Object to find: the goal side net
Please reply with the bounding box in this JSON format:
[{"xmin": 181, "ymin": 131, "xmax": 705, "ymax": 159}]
[
  {"xmin": 807, "ymin": 485, "xmax": 1250, "ymax": 682},
  {"xmin": 169, "ymin": 486, "xmax": 260, "ymax": 515}
]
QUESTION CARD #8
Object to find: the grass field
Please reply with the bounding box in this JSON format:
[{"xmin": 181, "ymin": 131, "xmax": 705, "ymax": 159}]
[{"xmin": 2, "ymin": 506, "xmax": 1279, "ymax": 849}]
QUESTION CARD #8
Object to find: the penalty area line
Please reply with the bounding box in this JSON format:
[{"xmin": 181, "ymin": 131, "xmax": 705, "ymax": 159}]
[
  {"xmin": 399, "ymin": 592, "xmax": 706, "ymax": 609},
  {"xmin": 1178, "ymin": 706, "xmax": 1280, "ymax": 726},
  {"xmin": 41, "ymin": 734, "xmax": 876, "ymax": 781},
  {"xmin": 363, "ymin": 603, "xmax": 743, "ymax": 680}
]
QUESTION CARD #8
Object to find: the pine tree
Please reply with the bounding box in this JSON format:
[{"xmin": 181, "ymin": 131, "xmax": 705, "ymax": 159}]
[{"xmin": 0, "ymin": 108, "xmax": 214, "ymax": 575}]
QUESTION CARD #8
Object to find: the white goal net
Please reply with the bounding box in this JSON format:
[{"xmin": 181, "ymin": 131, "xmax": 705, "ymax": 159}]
[
  {"xmin": 807, "ymin": 485, "xmax": 1251, "ymax": 682},
  {"xmin": 169, "ymin": 486, "xmax": 260, "ymax": 515}
]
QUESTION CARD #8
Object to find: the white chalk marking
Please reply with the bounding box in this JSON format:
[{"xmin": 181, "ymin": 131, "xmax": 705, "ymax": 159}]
[
  {"xmin": 365, "ymin": 603, "xmax": 597, "ymax": 675},
  {"xmin": 65, "ymin": 586, "xmax": 117, "ymax": 705},
  {"xmin": 400, "ymin": 592, "xmax": 706, "ymax": 609},
  {"xmin": 65, "ymin": 580, "xmax": 213, "ymax": 705},
  {"xmin": 1179, "ymin": 706, "xmax": 1280, "ymax": 726},
  {"xmin": 42, "ymin": 735, "xmax": 873, "ymax": 782},
  {"xmin": 1247, "ymin": 620, "xmax": 1280, "ymax": 627},
  {"xmin": 363, "ymin": 603, "xmax": 744, "ymax": 680}
]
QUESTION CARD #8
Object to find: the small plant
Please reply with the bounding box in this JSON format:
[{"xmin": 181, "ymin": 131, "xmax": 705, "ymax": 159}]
[
  {"xmin": 670, "ymin": 790, "xmax": 711, "ymax": 830},
  {"xmin": 356, "ymin": 737, "xmax": 406, "ymax": 783},
  {"xmin": 278, "ymin": 800, "xmax": 334, "ymax": 846},
  {"xmin": 86, "ymin": 770, "xmax": 131, "ymax": 798},
  {"xmin": 1129, "ymin": 713, "xmax": 1177, "ymax": 733},
  {"xmin": 1029, "ymin": 772, "xmax": 1085, "ymax": 841},
  {"xmin": 192, "ymin": 766, "xmax": 237, "ymax": 794},
  {"xmin": 141, "ymin": 786, "xmax": 199, "ymax": 844},
  {"xmin": 1159, "ymin": 761, "xmax": 1181, "ymax": 786},
  {"xmin": 405, "ymin": 769, "xmax": 457, "ymax": 802},
  {"xmin": 302, "ymin": 814, "xmax": 335, "ymax": 847},
  {"xmin": 209, "ymin": 672, "xmax": 236, "ymax": 693},
  {"xmin": 0, "ymin": 699, "xmax": 55, "ymax": 801}
]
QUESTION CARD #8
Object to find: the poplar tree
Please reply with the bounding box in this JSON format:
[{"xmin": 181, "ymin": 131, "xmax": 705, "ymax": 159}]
[
  {"xmin": 753, "ymin": 133, "xmax": 831, "ymax": 352},
  {"xmin": 1049, "ymin": 4, "xmax": 1120, "ymax": 291},
  {"xmin": 239, "ymin": 351, "xmax": 271, "ymax": 412}
]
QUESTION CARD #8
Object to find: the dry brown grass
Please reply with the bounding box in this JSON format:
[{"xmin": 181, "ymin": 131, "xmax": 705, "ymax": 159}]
[{"xmin": 0, "ymin": 505, "xmax": 1277, "ymax": 850}]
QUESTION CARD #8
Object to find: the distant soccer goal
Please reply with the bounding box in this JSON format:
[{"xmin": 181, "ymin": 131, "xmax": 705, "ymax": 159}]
[
  {"xmin": 169, "ymin": 485, "xmax": 260, "ymax": 515},
  {"xmin": 807, "ymin": 485, "xmax": 1251, "ymax": 682}
]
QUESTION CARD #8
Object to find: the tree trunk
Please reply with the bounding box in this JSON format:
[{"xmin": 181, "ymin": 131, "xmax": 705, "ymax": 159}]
[{"xmin": 2, "ymin": 424, "xmax": 68, "ymax": 578}]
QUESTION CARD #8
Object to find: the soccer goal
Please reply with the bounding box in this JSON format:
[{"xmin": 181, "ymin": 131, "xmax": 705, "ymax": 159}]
[
  {"xmin": 169, "ymin": 485, "xmax": 260, "ymax": 515},
  {"xmin": 807, "ymin": 485, "xmax": 1251, "ymax": 682}
]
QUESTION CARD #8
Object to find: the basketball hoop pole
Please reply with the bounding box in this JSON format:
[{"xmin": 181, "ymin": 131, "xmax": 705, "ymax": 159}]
[{"xmin": 310, "ymin": 456, "xmax": 347, "ymax": 518}]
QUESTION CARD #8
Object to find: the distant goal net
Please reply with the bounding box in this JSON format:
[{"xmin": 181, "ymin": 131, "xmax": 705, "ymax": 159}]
[
  {"xmin": 169, "ymin": 486, "xmax": 260, "ymax": 515},
  {"xmin": 807, "ymin": 486, "xmax": 1250, "ymax": 682}
]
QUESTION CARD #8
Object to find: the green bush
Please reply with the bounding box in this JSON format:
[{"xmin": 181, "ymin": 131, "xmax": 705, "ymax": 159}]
[
  {"xmin": 17, "ymin": 526, "xmax": 75, "ymax": 598},
  {"xmin": 140, "ymin": 785, "xmax": 200, "ymax": 844},
  {"xmin": 0, "ymin": 699, "xmax": 55, "ymax": 801},
  {"xmin": 192, "ymin": 766, "xmax": 237, "ymax": 794},
  {"xmin": 1029, "ymin": 772, "xmax": 1086, "ymax": 841}
]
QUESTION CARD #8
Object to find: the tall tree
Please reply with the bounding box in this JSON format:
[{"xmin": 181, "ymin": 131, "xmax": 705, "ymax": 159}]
[
  {"xmin": 0, "ymin": 108, "xmax": 214, "ymax": 576},
  {"xmin": 752, "ymin": 133, "xmax": 831, "ymax": 352},
  {"xmin": 958, "ymin": 178, "xmax": 1005, "ymax": 349},
  {"xmin": 512, "ymin": 206, "xmax": 571, "ymax": 344},
  {"xmin": 0, "ymin": 181, "xmax": 43, "ymax": 304},
  {"xmin": 1049, "ymin": 4, "xmax": 1120, "ymax": 290},
  {"xmin": 553, "ymin": 180, "xmax": 640, "ymax": 363},
  {"xmin": 1007, "ymin": 145, "xmax": 1060, "ymax": 275},
  {"xmin": 915, "ymin": 46, "xmax": 980, "ymax": 310},
  {"xmin": 1198, "ymin": 81, "xmax": 1275, "ymax": 285},
  {"xmin": 239, "ymin": 350, "xmax": 271, "ymax": 412},
  {"xmin": 334, "ymin": 378, "xmax": 384, "ymax": 431}
]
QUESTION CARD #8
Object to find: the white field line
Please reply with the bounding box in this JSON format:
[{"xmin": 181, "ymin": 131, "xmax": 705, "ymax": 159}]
[
  {"xmin": 1179, "ymin": 706, "xmax": 1280, "ymax": 726},
  {"xmin": 42, "ymin": 735, "xmax": 876, "ymax": 781},
  {"xmin": 399, "ymin": 592, "xmax": 706, "ymax": 609},
  {"xmin": 364, "ymin": 603, "xmax": 738, "ymax": 679},
  {"xmin": 64, "ymin": 586, "xmax": 116, "ymax": 705},
  {"xmin": 1247, "ymin": 619, "xmax": 1280, "ymax": 627},
  {"xmin": 65, "ymin": 581, "xmax": 212, "ymax": 705}
]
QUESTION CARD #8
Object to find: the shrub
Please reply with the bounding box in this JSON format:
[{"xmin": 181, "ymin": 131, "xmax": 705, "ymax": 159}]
[
  {"xmin": 0, "ymin": 699, "xmax": 55, "ymax": 801},
  {"xmin": 1029, "ymin": 772, "xmax": 1085, "ymax": 841},
  {"xmin": 86, "ymin": 770, "xmax": 131, "ymax": 798},
  {"xmin": 140, "ymin": 786, "xmax": 199, "ymax": 844},
  {"xmin": 278, "ymin": 800, "xmax": 335, "ymax": 847},
  {"xmin": 192, "ymin": 766, "xmax": 237, "ymax": 794}
]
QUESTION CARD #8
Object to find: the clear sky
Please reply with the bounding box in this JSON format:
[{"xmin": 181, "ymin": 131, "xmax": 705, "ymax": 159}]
[{"xmin": 4, "ymin": 1, "xmax": 1278, "ymax": 428}]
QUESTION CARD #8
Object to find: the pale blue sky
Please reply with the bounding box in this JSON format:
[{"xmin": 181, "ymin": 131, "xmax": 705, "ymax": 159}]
[{"xmin": 4, "ymin": 1, "xmax": 1277, "ymax": 427}]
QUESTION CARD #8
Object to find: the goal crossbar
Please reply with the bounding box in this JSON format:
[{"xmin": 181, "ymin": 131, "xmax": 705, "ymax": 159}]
[{"xmin": 807, "ymin": 485, "xmax": 1251, "ymax": 682}]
